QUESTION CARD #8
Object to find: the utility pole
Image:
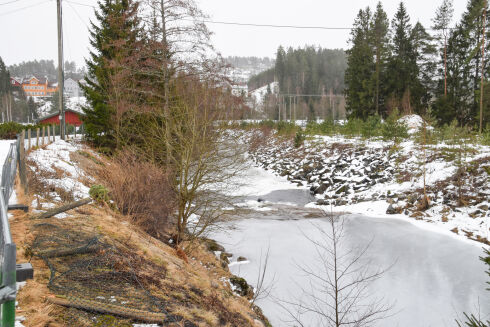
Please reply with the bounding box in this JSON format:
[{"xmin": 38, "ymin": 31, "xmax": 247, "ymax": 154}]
[
  {"xmin": 57, "ymin": 0, "xmax": 65, "ymax": 140},
  {"xmin": 480, "ymin": 0, "xmax": 487, "ymax": 134}
]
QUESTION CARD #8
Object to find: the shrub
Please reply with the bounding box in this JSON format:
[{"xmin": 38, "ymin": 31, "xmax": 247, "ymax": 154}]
[
  {"xmin": 294, "ymin": 131, "xmax": 305, "ymax": 148},
  {"xmin": 381, "ymin": 109, "xmax": 408, "ymax": 142},
  {"xmin": 98, "ymin": 149, "xmax": 175, "ymax": 240},
  {"xmin": 0, "ymin": 122, "xmax": 25, "ymax": 139},
  {"xmin": 89, "ymin": 184, "xmax": 110, "ymax": 203},
  {"xmin": 276, "ymin": 121, "xmax": 298, "ymax": 135},
  {"xmin": 360, "ymin": 115, "xmax": 382, "ymax": 138}
]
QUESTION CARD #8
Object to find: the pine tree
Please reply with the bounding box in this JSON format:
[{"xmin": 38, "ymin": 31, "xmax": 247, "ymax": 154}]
[
  {"xmin": 434, "ymin": 0, "xmax": 490, "ymax": 126},
  {"xmin": 81, "ymin": 0, "xmax": 142, "ymax": 148},
  {"xmin": 345, "ymin": 7, "xmax": 375, "ymax": 119},
  {"xmin": 432, "ymin": 0, "xmax": 454, "ymax": 97}
]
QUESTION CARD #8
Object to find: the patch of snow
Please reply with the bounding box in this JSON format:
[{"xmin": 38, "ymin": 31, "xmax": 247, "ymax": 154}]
[
  {"xmin": 28, "ymin": 139, "xmax": 90, "ymax": 200},
  {"xmin": 398, "ymin": 114, "xmax": 433, "ymax": 135}
]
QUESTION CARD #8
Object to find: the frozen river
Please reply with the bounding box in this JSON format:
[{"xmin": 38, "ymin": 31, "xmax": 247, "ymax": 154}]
[{"xmin": 210, "ymin": 166, "xmax": 490, "ymax": 327}]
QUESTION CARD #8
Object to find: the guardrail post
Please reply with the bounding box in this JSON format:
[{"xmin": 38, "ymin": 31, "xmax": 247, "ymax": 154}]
[
  {"xmin": 42, "ymin": 126, "xmax": 45, "ymax": 146},
  {"xmin": 27, "ymin": 129, "xmax": 31, "ymax": 151},
  {"xmin": 47, "ymin": 125, "xmax": 51, "ymax": 144},
  {"xmin": 36, "ymin": 128, "xmax": 39, "ymax": 147},
  {"xmin": 1, "ymin": 244, "xmax": 17, "ymax": 327},
  {"xmin": 19, "ymin": 133, "xmax": 27, "ymax": 195}
]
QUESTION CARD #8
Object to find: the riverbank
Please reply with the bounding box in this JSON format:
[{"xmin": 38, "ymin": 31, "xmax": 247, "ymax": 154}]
[
  {"xmin": 210, "ymin": 153, "xmax": 489, "ymax": 327},
  {"xmin": 14, "ymin": 139, "xmax": 271, "ymax": 327},
  {"xmin": 242, "ymin": 129, "xmax": 490, "ymax": 245}
]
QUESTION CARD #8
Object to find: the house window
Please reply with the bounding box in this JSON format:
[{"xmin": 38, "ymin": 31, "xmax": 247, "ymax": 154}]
[{"xmin": 31, "ymin": 80, "xmax": 37, "ymax": 84}]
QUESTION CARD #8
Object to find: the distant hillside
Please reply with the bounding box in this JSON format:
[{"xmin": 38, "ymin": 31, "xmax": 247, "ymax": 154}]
[
  {"xmin": 248, "ymin": 47, "xmax": 347, "ymax": 95},
  {"xmin": 8, "ymin": 59, "xmax": 85, "ymax": 81},
  {"xmin": 225, "ymin": 56, "xmax": 275, "ymax": 84}
]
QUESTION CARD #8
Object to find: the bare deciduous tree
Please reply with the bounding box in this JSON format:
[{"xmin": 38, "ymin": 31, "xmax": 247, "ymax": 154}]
[{"xmin": 279, "ymin": 211, "xmax": 393, "ymax": 327}]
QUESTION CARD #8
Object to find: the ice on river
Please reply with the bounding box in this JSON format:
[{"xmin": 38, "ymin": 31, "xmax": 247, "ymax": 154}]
[{"xmin": 213, "ymin": 165, "xmax": 490, "ymax": 326}]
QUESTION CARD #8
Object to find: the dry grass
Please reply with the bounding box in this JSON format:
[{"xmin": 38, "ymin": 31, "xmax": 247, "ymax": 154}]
[
  {"xmin": 93, "ymin": 149, "xmax": 176, "ymax": 241},
  {"xmin": 15, "ymin": 142, "xmax": 270, "ymax": 326}
]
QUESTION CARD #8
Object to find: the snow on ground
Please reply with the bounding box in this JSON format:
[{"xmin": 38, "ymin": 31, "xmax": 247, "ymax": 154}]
[
  {"xmin": 245, "ymin": 130, "xmax": 490, "ymax": 245},
  {"xmin": 28, "ymin": 139, "xmax": 90, "ymax": 203},
  {"xmin": 250, "ymin": 82, "xmax": 277, "ymax": 109},
  {"xmin": 36, "ymin": 96, "xmax": 86, "ymax": 118},
  {"xmin": 398, "ymin": 114, "xmax": 433, "ymax": 134}
]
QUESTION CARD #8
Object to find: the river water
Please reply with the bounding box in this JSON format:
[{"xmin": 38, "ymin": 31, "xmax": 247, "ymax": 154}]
[{"xmin": 210, "ymin": 166, "xmax": 490, "ymax": 327}]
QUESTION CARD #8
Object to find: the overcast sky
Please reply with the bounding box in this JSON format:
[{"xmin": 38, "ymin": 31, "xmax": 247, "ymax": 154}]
[{"xmin": 0, "ymin": 0, "xmax": 466, "ymax": 67}]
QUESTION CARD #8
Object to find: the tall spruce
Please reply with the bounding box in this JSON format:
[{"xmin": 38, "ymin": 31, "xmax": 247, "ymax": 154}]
[
  {"xmin": 371, "ymin": 2, "xmax": 390, "ymax": 116},
  {"xmin": 81, "ymin": 0, "xmax": 142, "ymax": 148},
  {"xmin": 411, "ymin": 21, "xmax": 437, "ymax": 113},
  {"xmin": 275, "ymin": 46, "xmax": 287, "ymax": 93},
  {"xmin": 386, "ymin": 2, "xmax": 418, "ymax": 114},
  {"xmin": 345, "ymin": 7, "xmax": 375, "ymax": 119}
]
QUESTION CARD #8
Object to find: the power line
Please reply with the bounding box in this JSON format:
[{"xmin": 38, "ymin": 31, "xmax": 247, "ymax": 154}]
[
  {"xmin": 0, "ymin": 0, "xmax": 21, "ymax": 6},
  {"xmin": 66, "ymin": 0, "xmax": 89, "ymax": 29},
  {"xmin": 0, "ymin": 0, "xmax": 51, "ymax": 17},
  {"xmin": 64, "ymin": 0, "xmax": 94, "ymax": 8},
  {"xmin": 193, "ymin": 19, "xmax": 352, "ymax": 30}
]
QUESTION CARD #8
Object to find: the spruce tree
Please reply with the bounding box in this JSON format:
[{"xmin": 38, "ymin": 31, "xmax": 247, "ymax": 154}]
[
  {"xmin": 81, "ymin": 0, "xmax": 141, "ymax": 148},
  {"xmin": 411, "ymin": 21, "xmax": 437, "ymax": 113},
  {"xmin": 275, "ymin": 46, "xmax": 287, "ymax": 93},
  {"xmin": 0, "ymin": 57, "xmax": 10, "ymax": 97},
  {"xmin": 371, "ymin": 2, "xmax": 390, "ymax": 117},
  {"xmin": 385, "ymin": 2, "xmax": 418, "ymax": 114},
  {"xmin": 345, "ymin": 7, "xmax": 375, "ymax": 119}
]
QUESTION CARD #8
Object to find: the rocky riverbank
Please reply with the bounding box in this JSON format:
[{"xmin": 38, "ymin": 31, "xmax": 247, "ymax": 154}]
[{"xmin": 245, "ymin": 130, "xmax": 490, "ymax": 245}]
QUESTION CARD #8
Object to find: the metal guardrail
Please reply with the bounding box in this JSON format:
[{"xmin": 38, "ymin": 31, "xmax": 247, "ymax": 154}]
[{"xmin": 0, "ymin": 139, "xmax": 19, "ymax": 326}]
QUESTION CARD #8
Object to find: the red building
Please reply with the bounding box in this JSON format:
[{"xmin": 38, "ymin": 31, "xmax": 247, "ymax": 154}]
[
  {"xmin": 9, "ymin": 77, "xmax": 22, "ymax": 87},
  {"xmin": 38, "ymin": 109, "xmax": 83, "ymax": 126}
]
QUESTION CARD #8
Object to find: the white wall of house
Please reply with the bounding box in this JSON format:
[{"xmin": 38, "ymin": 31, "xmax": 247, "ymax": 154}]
[{"xmin": 64, "ymin": 78, "xmax": 82, "ymax": 97}]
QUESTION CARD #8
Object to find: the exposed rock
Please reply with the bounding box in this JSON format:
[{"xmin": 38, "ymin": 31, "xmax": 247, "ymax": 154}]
[
  {"xmin": 237, "ymin": 256, "xmax": 247, "ymax": 262},
  {"xmin": 220, "ymin": 252, "xmax": 231, "ymax": 264},
  {"xmin": 386, "ymin": 204, "xmax": 397, "ymax": 214},
  {"xmin": 469, "ymin": 210, "xmax": 482, "ymax": 218},
  {"xmin": 230, "ymin": 276, "xmax": 254, "ymax": 299},
  {"xmin": 314, "ymin": 183, "xmax": 329, "ymax": 195},
  {"xmin": 478, "ymin": 204, "xmax": 489, "ymax": 211},
  {"xmin": 335, "ymin": 184, "xmax": 349, "ymax": 195},
  {"xmin": 316, "ymin": 199, "xmax": 329, "ymax": 205},
  {"xmin": 203, "ymin": 238, "xmax": 225, "ymax": 252}
]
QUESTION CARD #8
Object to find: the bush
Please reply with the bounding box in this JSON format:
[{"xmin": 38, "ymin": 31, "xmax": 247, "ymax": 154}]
[
  {"xmin": 89, "ymin": 184, "xmax": 110, "ymax": 203},
  {"xmin": 294, "ymin": 131, "xmax": 305, "ymax": 148},
  {"xmin": 98, "ymin": 149, "xmax": 175, "ymax": 240},
  {"xmin": 381, "ymin": 109, "xmax": 408, "ymax": 142},
  {"xmin": 0, "ymin": 122, "xmax": 25, "ymax": 139},
  {"xmin": 276, "ymin": 121, "xmax": 298, "ymax": 135},
  {"xmin": 360, "ymin": 115, "xmax": 382, "ymax": 138}
]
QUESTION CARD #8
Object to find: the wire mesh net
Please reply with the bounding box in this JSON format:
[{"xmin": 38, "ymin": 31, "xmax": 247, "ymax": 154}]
[{"xmin": 30, "ymin": 220, "xmax": 190, "ymax": 326}]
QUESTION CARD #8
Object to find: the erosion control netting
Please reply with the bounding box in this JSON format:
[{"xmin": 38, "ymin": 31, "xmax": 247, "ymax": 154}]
[{"xmin": 30, "ymin": 221, "xmax": 181, "ymax": 325}]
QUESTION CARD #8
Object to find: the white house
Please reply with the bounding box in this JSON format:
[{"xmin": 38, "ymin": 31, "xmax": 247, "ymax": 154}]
[{"xmin": 64, "ymin": 78, "xmax": 83, "ymax": 97}]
